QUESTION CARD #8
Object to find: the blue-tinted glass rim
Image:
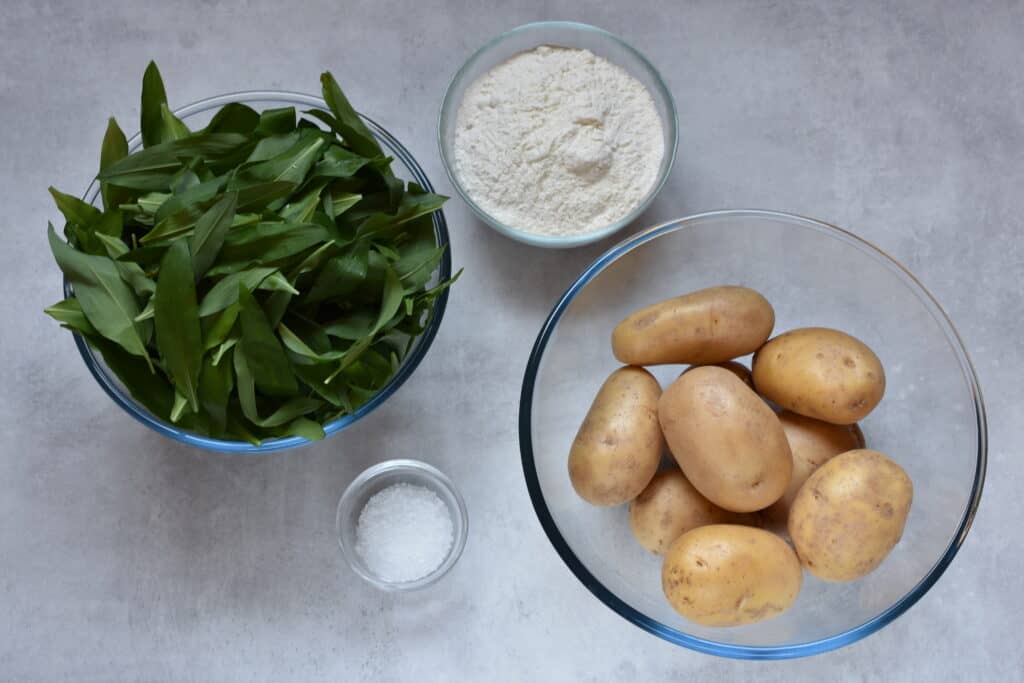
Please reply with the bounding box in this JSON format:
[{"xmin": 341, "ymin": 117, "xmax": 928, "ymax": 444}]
[
  {"xmin": 65, "ymin": 90, "xmax": 452, "ymax": 453},
  {"xmin": 518, "ymin": 209, "xmax": 987, "ymax": 659}
]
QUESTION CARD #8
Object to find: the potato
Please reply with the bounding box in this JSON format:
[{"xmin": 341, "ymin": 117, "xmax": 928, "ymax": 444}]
[
  {"xmin": 788, "ymin": 449, "xmax": 913, "ymax": 582},
  {"xmin": 612, "ymin": 286, "xmax": 775, "ymax": 366},
  {"xmin": 568, "ymin": 366, "xmax": 663, "ymax": 506},
  {"xmin": 681, "ymin": 360, "xmax": 753, "ymax": 388},
  {"xmin": 629, "ymin": 469, "xmax": 753, "ymax": 554},
  {"xmin": 762, "ymin": 412, "xmax": 865, "ymax": 531},
  {"xmin": 662, "ymin": 524, "xmax": 802, "ymax": 626},
  {"xmin": 659, "ymin": 366, "xmax": 792, "ymax": 512},
  {"xmin": 752, "ymin": 327, "xmax": 885, "ymax": 424}
]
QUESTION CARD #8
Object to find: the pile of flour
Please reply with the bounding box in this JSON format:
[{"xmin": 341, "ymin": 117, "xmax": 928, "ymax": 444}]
[{"xmin": 453, "ymin": 46, "xmax": 665, "ymax": 237}]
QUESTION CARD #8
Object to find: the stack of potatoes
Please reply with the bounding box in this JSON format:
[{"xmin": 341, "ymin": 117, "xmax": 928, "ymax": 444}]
[{"xmin": 568, "ymin": 286, "xmax": 913, "ymax": 627}]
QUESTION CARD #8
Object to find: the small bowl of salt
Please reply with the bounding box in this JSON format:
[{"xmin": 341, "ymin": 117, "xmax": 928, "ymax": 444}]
[{"xmin": 336, "ymin": 459, "xmax": 468, "ymax": 591}]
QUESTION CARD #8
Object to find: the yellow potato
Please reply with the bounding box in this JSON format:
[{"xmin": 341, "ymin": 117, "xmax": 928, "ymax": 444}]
[
  {"xmin": 788, "ymin": 449, "xmax": 913, "ymax": 582},
  {"xmin": 681, "ymin": 360, "xmax": 753, "ymax": 388},
  {"xmin": 662, "ymin": 524, "xmax": 802, "ymax": 626},
  {"xmin": 612, "ymin": 286, "xmax": 775, "ymax": 366},
  {"xmin": 752, "ymin": 327, "xmax": 885, "ymax": 424},
  {"xmin": 658, "ymin": 366, "xmax": 792, "ymax": 512},
  {"xmin": 762, "ymin": 412, "xmax": 865, "ymax": 531},
  {"xmin": 568, "ymin": 366, "xmax": 663, "ymax": 506},
  {"xmin": 629, "ymin": 469, "xmax": 752, "ymax": 555}
]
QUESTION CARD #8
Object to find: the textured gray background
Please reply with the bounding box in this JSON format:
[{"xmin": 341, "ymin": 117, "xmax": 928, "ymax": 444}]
[{"xmin": 1, "ymin": 0, "xmax": 1021, "ymax": 680}]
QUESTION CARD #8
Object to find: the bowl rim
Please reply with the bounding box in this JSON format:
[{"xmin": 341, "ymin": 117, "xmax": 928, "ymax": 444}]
[
  {"xmin": 335, "ymin": 458, "xmax": 469, "ymax": 591},
  {"xmin": 436, "ymin": 20, "xmax": 680, "ymax": 249},
  {"xmin": 66, "ymin": 89, "xmax": 452, "ymax": 453},
  {"xmin": 518, "ymin": 208, "xmax": 987, "ymax": 659}
]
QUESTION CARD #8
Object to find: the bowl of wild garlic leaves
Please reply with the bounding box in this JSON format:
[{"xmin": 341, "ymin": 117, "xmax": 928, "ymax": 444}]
[{"xmin": 45, "ymin": 63, "xmax": 459, "ymax": 452}]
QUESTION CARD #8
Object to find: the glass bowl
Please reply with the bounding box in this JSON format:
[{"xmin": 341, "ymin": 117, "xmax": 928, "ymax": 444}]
[
  {"xmin": 336, "ymin": 459, "xmax": 469, "ymax": 591},
  {"xmin": 438, "ymin": 21, "xmax": 678, "ymax": 248},
  {"xmin": 66, "ymin": 91, "xmax": 452, "ymax": 453},
  {"xmin": 519, "ymin": 209, "xmax": 986, "ymax": 658}
]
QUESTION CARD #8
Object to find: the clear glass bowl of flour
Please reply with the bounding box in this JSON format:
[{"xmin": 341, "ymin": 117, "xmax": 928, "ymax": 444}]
[
  {"xmin": 336, "ymin": 459, "xmax": 469, "ymax": 591},
  {"xmin": 438, "ymin": 21, "xmax": 678, "ymax": 248}
]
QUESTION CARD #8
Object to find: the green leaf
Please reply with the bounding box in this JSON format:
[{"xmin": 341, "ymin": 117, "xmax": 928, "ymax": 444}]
[
  {"xmin": 154, "ymin": 240, "xmax": 203, "ymax": 410},
  {"xmin": 324, "ymin": 191, "xmax": 362, "ymax": 220},
  {"xmin": 219, "ymin": 222, "xmax": 331, "ymax": 265},
  {"xmin": 99, "ymin": 133, "xmax": 251, "ymax": 189},
  {"xmin": 259, "ymin": 271, "xmax": 300, "ymax": 295},
  {"xmin": 154, "ymin": 176, "xmax": 225, "ymax": 223},
  {"xmin": 374, "ymin": 266, "xmax": 404, "ymax": 333},
  {"xmin": 199, "ymin": 351, "xmax": 234, "ymax": 433},
  {"xmin": 140, "ymin": 195, "xmax": 218, "ymax": 244},
  {"xmin": 49, "ymin": 187, "xmax": 102, "ymax": 228},
  {"xmin": 279, "ymin": 417, "xmax": 325, "ymax": 441},
  {"xmin": 255, "ymin": 106, "xmax": 296, "ymax": 137},
  {"xmin": 134, "ymin": 299, "xmax": 154, "ymax": 322},
  {"xmin": 47, "ymin": 225, "xmax": 151, "ymax": 363},
  {"xmin": 198, "ymin": 267, "xmax": 278, "ymax": 317},
  {"xmin": 323, "ymin": 310, "xmax": 376, "ymax": 340},
  {"xmin": 235, "ymin": 181, "xmax": 297, "ymax": 212},
  {"xmin": 232, "ymin": 348, "xmax": 321, "ymax": 428},
  {"xmin": 94, "ymin": 232, "xmax": 156, "ymax": 297},
  {"xmin": 237, "ymin": 285, "xmax": 297, "ymax": 397},
  {"xmin": 160, "ymin": 102, "xmax": 190, "ymax": 141},
  {"xmin": 44, "ymin": 297, "xmax": 98, "ymax": 336},
  {"xmin": 170, "ymin": 390, "xmax": 191, "ymax": 423},
  {"xmin": 247, "ymin": 131, "xmax": 301, "ymax": 163},
  {"xmin": 318, "ymin": 72, "xmax": 383, "ymax": 158},
  {"xmin": 99, "ymin": 118, "xmax": 131, "ymax": 210},
  {"xmin": 86, "ymin": 334, "xmax": 172, "ymax": 419},
  {"xmin": 279, "ymin": 183, "xmax": 326, "ymax": 223},
  {"xmin": 212, "ymin": 336, "xmax": 239, "ymax": 366},
  {"xmin": 230, "ymin": 135, "xmax": 324, "ymax": 192},
  {"xmin": 305, "ymin": 241, "xmax": 368, "ymax": 303},
  {"xmin": 190, "ymin": 192, "xmax": 237, "ymax": 279},
  {"xmin": 310, "ymin": 145, "xmax": 372, "ymax": 180},
  {"xmin": 202, "ymin": 102, "xmax": 260, "ymax": 135},
  {"xmin": 202, "ymin": 303, "xmax": 239, "ymax": 351},
  {"xmin": 141, "ymin": 61, "xmax": 170, "ymax": 148},
  {"xmin": 279, "ymin": 323, "xmax": 347, "ymax": 363}
]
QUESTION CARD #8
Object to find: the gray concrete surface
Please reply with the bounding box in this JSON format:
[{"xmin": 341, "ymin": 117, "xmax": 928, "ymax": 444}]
[{"xmin": 1, "ymin": 0, "xmax": 1021, "ymax": 680}]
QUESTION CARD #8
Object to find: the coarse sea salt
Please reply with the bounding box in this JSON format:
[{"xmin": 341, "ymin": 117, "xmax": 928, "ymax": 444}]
[{"xmin": 355, "ymin": 482, "xmax": 454, "ymax": 583}]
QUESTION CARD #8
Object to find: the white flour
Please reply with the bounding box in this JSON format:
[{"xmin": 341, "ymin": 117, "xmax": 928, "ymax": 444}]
[{"xmin": 453, "ymin": 46, "xmax": 665, "ymax": 237}]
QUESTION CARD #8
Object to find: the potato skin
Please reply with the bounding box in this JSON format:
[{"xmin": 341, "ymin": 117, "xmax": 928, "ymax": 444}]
[
  {"xmin": 659, "ymin": 366, "xmax": 792, "ymax": 512},
  {"xmin": 762, "ymin": 412, "xmax": 865, "ymax": 531},
  {"xmin": 662, "ymin": 524, "xmax": 802, "ymax": 627},
  {"xmin": 612, "ymin": 286, "xmax": 775, "ymax": 366},
  {"xmin": 752, "ymin": 327, "xmax": 885, "ymax": 424},
  {"xmin": 568, "ymin": 366, "xmax": 663, "ymax": 506},
  {"xmin": 629, "ymin": 469, "xmax": 751, "ymax": 555},
  {"xmin": 681, "ymin": 360, "xmax": 753, "ymax": 388},
  {"xmin": 788, "ymin": 449, "xmax": 913, "ymax": 582}
]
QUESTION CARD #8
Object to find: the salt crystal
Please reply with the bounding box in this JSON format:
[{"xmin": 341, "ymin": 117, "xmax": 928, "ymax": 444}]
[{"xmin": 354, "ymin": 482, "xmax": 454, "ymax": 582}]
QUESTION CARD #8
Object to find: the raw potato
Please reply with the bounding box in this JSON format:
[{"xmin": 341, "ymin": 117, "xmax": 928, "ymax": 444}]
[
  {"xmin": 762, "ymin": 412, "xmax": 865, "ymax": 531},
  {"xmin": 752, "ymin": 327, "xmax": 885, "ymax": 424},
  {"xmin": 612, "ymin": 286, "xmax": 775, "ymax": 366},
  {"xmin": 629, "ymin": 469, "xmax": 750, "ymax": 555},
  {"xmin": 788, "ymin": 449, "xmax": 913, "ymax": 582},
  {"xmin": 659, "ymin": 366, "xmax": 792, "ymax": 512},
  {"xmin": 681, "ymin": 360, "xmax": 753, "ymax": 388},
  {"xmin": 568, "ymin": 366, "xmax": 663, "ymax": 506},
  {"xmin": 662, "ymin": 524, "xmax": 802, "ymax": 627}
]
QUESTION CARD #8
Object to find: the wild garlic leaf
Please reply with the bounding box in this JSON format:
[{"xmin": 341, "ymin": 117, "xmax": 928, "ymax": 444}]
[
  {"xmin": 305, "ymin": 241, "xmax": 369, "ymax": 303},
  {"xmin": 44, "ymin": 297, "xmax": 98, "ymax": 337},
  {"xmin": 154, "ymin": 240, "xmax": 203, "ymax": 411},
  {"xmin": 254, "ymin": 107, "xmax": 297, "ymax": 137},
  {"xmin": 160, "ymin": 102, "xmax": 190, "ymax": 141},
  {"xmin": 94, "ymin": 232, "xmax": 156, "ymax": 297},
  {"xmin": 202, "ymin": 303, "xmax": 239, "ymax": 351},
  {"xmin": 48, "ymin": 224, "xmax": 151, "ymax": 363},
  {"xmin": 99, "ymin": 117, "xmax": 131, "ymax": 210},
  {"xmin": 198, "ymin": 351, "xmax": 234, "ymax": 433},
  {"xmin": 141, "ymin": 61, "xmax": 173, "ymax": 147},
  {"xmin": 202, "ymin": 102, "xmax": 260, "ymax": 135},
  {"xmin": 190, "ymin": 192, "xmax": 237, "ymax": 279},
  {"xmin": 49, "ymin": 187, "xmax": 103, "ymax": 228},
  {"xmin": 318, "ymin": 73, "xmax": 383, "ymax": 158},
  {"xmin": 86, "ymin": 334, "xmax": 172, "ymax": 419},
  {"xmin": 197, "ymin": 267, "xmax": 279, "ymax": 317},
  {"xmin": 237, "ymin": 285, "xmax": 297, "ymax": 397}
]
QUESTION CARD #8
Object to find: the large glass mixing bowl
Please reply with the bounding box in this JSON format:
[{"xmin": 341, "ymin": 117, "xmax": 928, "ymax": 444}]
[
  {"xmin": 519, "ymin": 209, "xmax": 986, "ymax": 658},
  {"xmin": 66, "ymin": 92, "xmax": 451, "ymax": 453}
]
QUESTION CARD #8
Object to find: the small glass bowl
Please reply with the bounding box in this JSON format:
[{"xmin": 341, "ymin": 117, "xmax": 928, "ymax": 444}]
[
  {"xmin": 336, "ymin": 459, "xmax": 468, "ymax": 591},
  {"xmin": 438, "ymin": 21, "xmax": 679, "ymax": 248}
]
